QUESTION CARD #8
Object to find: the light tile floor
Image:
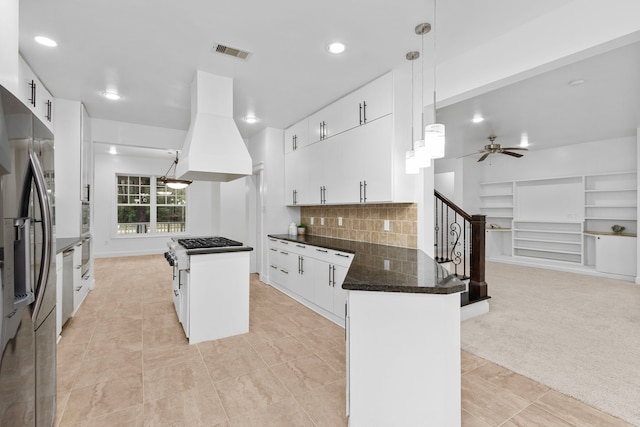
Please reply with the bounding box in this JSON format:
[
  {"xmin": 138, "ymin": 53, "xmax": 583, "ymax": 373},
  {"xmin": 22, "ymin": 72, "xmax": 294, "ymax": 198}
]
[{"xmin": 54, "ymin": 255, "xmax": 631, "ymax": 426}]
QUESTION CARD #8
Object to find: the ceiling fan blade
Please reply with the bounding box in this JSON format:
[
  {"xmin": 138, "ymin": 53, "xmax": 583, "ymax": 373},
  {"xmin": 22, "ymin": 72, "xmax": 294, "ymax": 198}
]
[
  {"xmin": 457, "ymin": 150, "xmax": 485, "ymax": 159},
  {"xmin": 501, "ymin": 147, "xmax": 528, "ymax": 151},
  {"xmin": 477, "ymin": 153, "xmax": 490, "ymax": 162},
  {"xmin": 501, "ymin": 151, "xmax": 524, "ymax": 158}
]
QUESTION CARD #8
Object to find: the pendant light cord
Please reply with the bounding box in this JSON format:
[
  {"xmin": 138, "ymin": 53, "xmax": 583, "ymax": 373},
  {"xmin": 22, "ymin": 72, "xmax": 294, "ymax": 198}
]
[{"xmin": 433, "ymin": 0, "xmax": 437, "ymax": 123}]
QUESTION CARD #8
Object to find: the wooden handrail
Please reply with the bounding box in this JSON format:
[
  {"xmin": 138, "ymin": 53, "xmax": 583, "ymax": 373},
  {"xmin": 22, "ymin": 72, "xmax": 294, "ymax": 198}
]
[{"xmin": 434, "ymin": 190, "xmax": 472, "ymax": 222}]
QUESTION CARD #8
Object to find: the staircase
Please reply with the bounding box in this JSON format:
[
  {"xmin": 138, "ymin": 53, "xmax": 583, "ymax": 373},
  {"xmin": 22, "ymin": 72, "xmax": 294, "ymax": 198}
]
[{"xmin": 434, "ymin": 190, "xmax": 489, "ymax": 307}]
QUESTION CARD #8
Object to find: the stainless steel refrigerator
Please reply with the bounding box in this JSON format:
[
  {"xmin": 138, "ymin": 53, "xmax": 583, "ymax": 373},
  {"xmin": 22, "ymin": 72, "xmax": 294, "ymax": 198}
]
[{"xmin": 0, "ymin": 84, "xmax": 56, "ymax": 426}]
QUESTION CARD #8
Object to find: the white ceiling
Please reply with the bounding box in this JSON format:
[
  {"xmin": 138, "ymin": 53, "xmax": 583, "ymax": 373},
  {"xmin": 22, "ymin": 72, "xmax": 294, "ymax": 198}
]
[
  {"xmin": 438, "ymin": 40, "xmax": 640, "ymax": 159},
  {"xmin": 18, "ymin": 0, "xmax": 577, "ymax": 142}
]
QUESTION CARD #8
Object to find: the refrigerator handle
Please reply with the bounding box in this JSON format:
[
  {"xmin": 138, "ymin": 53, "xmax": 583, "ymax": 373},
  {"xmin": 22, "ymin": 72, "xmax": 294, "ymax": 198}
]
[
  {"xmin": 20, "ymin": 150, "xmax": 53, "ymax": 323},
  {"xmin": 12, "ymin": 218, "xmax": 35, "ymax": 310}
]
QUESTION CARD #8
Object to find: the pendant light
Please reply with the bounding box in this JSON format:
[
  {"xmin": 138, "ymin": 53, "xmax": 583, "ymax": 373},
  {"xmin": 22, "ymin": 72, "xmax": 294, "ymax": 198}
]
[
  {"xmin": 413, "ymin": 22, "xmax": 431, "ymax": 168},
  {"xmin": 423, "ymin": 0, "xmax": 446, "ymax": 159},
  {"xmin": 405, "ymin": 51, "xmax": 420, "ymax": 174},
  {"xmin": 160, "ymin": 151, "xmax": 192, "ymax": 189}
]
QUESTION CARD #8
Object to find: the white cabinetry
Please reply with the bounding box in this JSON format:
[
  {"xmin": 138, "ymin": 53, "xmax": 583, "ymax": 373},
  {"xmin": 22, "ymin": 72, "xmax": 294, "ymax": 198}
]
[
  {"xmin": 72, "ymin": 243, "xmax": 90, "ymax": 311},
  {"xmin": 17, "ymin": 56, "xmax": 54, "ymax": 131},
  {"xmin": 54, "ymin": 100, "xmax": 91, "ymax": 237},
  {"xmin": 284, "ymin": 119, "xmax": 309, "ymax": 154},
  {"xmin": 594, "ymin": 235, "xmax": 637, "ymax": 276},
  {"xmin": 0, "ymin": 0, "xmax": 19, "ymax": 93},
  {"xmin": 268, "ymin": 237, "xmax": 354, "ymax": 324},
  {"xmin": 284, "ymin": 71, "xmax": 412, "ymax": 206}
]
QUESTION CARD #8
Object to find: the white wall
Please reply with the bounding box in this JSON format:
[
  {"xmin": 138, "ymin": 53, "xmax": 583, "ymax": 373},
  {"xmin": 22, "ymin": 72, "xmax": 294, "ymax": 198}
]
[
  {"xmin": 93, "ymin": 152, "xmax": 216, "ymax": 257},
  {"xmin": 92, "ymin": 118, "xmax": 186, "ymax": 150},
  {"xmin": 247, "ymin": 127, "xmax": 299, "ymax": 280},
  {"xmin": 462, "ymin": 137, "xmax": 636, "ymax": 214}
]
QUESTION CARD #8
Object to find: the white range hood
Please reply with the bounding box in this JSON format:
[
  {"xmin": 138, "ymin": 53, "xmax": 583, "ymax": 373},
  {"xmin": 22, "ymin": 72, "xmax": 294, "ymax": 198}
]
[{"xmin": 176, "ymin": 71, "xmax": 252, "ymax": 182}]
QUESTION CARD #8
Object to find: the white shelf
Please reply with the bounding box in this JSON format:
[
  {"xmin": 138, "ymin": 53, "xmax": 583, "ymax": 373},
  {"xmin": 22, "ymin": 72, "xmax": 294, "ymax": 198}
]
[
  {"xmin": 479, "ymin": 193, "xmax": 513, "ymax": 197},
  {"xmin": 585, "ymin": 188, "xmax": 637, "ymax": 193},
  {"xmin": 513, "ymin": 246, "xmax": 582, "ymax": 255},
  {"xmin": 480, "ymin": 204, "xmax": 513, "ymax": 208},
  {"xmin": 514, "ymin": 228, "xmax": 582, "ymax": 235},
  {"xmin": 514, "ymin": 237, "xmax": 582, "ymax": 245},
  {"xmin": 585, "ymin": 204, "xmax": 636, "ymax": 208}
]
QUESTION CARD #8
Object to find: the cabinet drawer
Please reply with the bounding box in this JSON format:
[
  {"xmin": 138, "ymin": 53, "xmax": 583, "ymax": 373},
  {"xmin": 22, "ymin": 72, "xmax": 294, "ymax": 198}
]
[{"xmin": 309, "ymin": 246, "xmax": 353, "ymax": 267}]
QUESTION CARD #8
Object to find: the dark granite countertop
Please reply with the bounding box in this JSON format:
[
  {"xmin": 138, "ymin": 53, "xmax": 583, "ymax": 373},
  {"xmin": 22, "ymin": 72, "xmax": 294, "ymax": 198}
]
[
  {"xmin": 57, "ymin": 237, "xmax": 83, "ymax": 254},
  {"xmin": 268, "ymin": 234, "xmax": 465, "ymax": 295},
  {"xmin": 185, "ymin": 246, "xmax": 253, "ymax": 255}
]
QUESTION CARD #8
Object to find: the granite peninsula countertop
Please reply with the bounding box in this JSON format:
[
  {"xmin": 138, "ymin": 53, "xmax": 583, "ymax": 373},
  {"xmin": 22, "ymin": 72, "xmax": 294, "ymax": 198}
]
[{"xmin": 268, "ymin": 234, "xmax": 465, "ymax": 295}]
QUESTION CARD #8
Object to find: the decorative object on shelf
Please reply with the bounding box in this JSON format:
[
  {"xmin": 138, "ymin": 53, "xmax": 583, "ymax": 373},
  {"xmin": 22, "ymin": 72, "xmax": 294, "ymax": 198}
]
[
  {"xmin": 460, "ymin": 135, "xmax": 528, "ymax": 162},
  {"xmin": 160, "ymin": 151, "xmax": 192, "ymax": 189},
  {"xmin": 612, "ymin": 224, "xmax": 626, "ymax": 234},
  {"xmin": 297, "ymin": 223, "xmax": 307, "ymax": 235}
]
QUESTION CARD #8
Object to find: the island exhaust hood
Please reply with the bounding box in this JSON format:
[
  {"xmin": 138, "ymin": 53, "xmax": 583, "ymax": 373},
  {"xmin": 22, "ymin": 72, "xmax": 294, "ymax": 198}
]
[{"xmin": 176, "ymin": 71, "xmax": 252, "ymax": 182}]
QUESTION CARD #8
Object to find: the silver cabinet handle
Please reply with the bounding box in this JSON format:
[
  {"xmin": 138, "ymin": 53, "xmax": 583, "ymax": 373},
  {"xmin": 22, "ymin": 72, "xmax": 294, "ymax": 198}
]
[
  {"xmin": 359, "ymin": 181, "xmax": 363, "ymax": 203},
  {"xmin": 316, "ymin": 248, "xmax": 328, "ymax": 253},
  {"xmin": 75, "ymin": 286, "xmax": 82, "ymax": 292},
  {"xmin": 174, "ymin": 290, "xmax": 179, "ymax": 297},
  {"xmin": 270, "ymin": 248, "xmax": 277, "ymax": 252},
  {"xmin": 296, "ymin": 244, "xmax": 305, "ymax": 248},
  {"xmin": 363, "ymin": 101, "xmax": 367, "ymax": 123},
  {"xmin": 269, "ymin": 238, "xmax": 276, "ymax": 242},
  {"xmin": 280, "ymin": 251, "xmax": 289, "ymax": 255},
  {"xmin": 359, "ymin": 103, "xmax": 363, "ymax": 125},
  {"xmin": 363, "ymin": 180, "xmax": 367, "ymax": 203},
  {"xmin": 335, "ymin": 253, "xmax": 350, "ymax": 258},
  {"xmin": 328, "ymin": 264, "xmax": 332, "ymax": 286},
  {"xmin": 280, "ymin": 269, "xmax": 289, "ymax": 274},
  {"xmin": 270, "ymin": 264, "xmax": 277, "ymax": 269}
]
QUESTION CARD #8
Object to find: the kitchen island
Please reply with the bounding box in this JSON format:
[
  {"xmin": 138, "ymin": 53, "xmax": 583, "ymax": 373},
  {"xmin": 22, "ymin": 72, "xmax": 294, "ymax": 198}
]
[{"xmin": 268, "ymin": 234, "xmax": 465, "ymax": 426}]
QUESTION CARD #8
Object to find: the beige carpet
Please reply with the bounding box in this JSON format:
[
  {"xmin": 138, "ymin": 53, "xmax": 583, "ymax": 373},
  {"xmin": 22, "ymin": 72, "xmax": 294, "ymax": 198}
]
[{"xmin": 461, "ymin": 262, "xmax": 640, "ymax": 426}]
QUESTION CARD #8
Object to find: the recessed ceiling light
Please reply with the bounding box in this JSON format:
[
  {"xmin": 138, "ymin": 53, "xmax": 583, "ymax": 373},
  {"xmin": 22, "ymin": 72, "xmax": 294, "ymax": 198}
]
[
  {"xmin": 471, "ymin": 114, "xmax": 484, "ymax": 124},
  {"xmin": 568, "ymin": 79, "xmax": 585, "ymax": 86},
  {"xmin": 327, "ymin": 42, "xmax": 346, "ymax": 54},
  {"xmin": 102, "ymin": 91, "xmax": 121, "ymax": 100},
  {"xmin": 245, "ymin": 115, "xmax": 258, "ymax": 124},
  {"xmin": 34, "ymin": 36, "xmax": 57, "ymax": 47},
  {"xmin": 520, "ymin": 133, "xmax": 529, "ymax": 147},
  {"xmin": 109, "ymin": 146, "xmax": 118, "ymax": 155}
]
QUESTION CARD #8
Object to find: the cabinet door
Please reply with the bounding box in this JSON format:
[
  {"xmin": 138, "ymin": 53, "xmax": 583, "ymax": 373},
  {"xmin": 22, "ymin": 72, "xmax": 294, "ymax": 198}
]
[
  {"xmin": 595, "ymin": 235, "xmax": 637, "ymax": 276},
  {"xmin": 324, "ymin": 131, "xmax": 360, "ymax": 204},
  {"xmin": 331, "ymin": 264, "xmax": 349, "ymax": 318},
  {"xmin": 0, "ymin": 0, "xmax": 19, "ymax": 93},
  {"xmin": 285, "ymin": 150, "xmax": 304, "ymax": 205},
  {"xmin": 359, "ymin": 72, "xmax": 393, "ymax": 124},
  {"xmin": 284, "ymin": 119, "xmax": 309, "ymax": 154},
  {"xmin": 313, "ymin": 260, "xmax": 334, "ymax": 312},
  {"xmin": 358, "ymin": 114, "xmax": 393, "ymax": 203},
  {"xmin": 277, "ymin": 249, "xmax": 297, "ymax": 291},
  {"xmin": 297, "ymin": 255, "xmax": 314, "ymax": 301}
]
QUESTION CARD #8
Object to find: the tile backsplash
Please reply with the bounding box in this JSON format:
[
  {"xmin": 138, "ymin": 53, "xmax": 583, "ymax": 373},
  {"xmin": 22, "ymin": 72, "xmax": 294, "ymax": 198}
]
[{"xmin": 300, "ymin": 203, "xmax": 417, "ymax": 248}]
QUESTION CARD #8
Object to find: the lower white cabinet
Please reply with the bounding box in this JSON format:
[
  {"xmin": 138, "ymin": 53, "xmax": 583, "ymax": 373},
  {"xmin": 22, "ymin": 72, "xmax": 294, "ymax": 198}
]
[
  {"xmin": 595, "ymin": 235, "xmax": 637, "ymax": 276},
  {"xmin": 268, "ymin": 237, "xmax": 354, "ymax": 324},
  {"xmin": 72, "ymin": 243, "xmax": 90, "ymax": 312}
]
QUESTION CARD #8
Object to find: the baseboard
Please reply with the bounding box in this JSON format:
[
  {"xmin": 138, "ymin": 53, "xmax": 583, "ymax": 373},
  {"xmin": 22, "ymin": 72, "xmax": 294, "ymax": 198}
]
[
  {"xmin": 461, "ymin": 299, "xmax": 490, "ymax": 321},
  {"xmin": 487, "ymin": 255, "xmax": 636, "ymax": 282},
  {"xmin": 94, "ymin": 250, "xmax": 165, "ymax": 258}
]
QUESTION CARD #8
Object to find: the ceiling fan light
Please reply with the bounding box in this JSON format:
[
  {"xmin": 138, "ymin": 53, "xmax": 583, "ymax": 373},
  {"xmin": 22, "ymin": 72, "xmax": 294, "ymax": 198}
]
[
  {"xmin": 405, "ymin": 150, "xmax": 420, "ymax": 174},
  {"xmin": 425, "ymin": 123, "xmax": 446, "ymax": 159}
]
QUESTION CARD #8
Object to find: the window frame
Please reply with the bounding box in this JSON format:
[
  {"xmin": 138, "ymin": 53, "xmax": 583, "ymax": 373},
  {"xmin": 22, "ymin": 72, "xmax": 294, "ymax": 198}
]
[{"xmin": 115, "ymin": 174, "xmax": 188, "ymax": 237}]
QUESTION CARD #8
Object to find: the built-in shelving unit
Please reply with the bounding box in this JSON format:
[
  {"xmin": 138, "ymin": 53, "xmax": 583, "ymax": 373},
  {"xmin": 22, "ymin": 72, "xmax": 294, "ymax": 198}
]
[
  {"xmin": 479, "ymin": 171, "xmax": 637, "ymax": 277},
  {"xmin": 479, "ymin": 181, "xmax": 514, "ymax": 229},
  {"xmin": 583, "ymin": 172, "xmax": 637, "ymax": 234},
  {"xmin": 513, "ymin": 221, "xmax": 583, "ymax": 264}
]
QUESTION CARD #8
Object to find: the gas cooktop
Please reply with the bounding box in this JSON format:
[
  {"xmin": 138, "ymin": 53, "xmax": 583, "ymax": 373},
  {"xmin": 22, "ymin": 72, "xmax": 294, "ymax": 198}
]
[{"xmin": 177, "ymin": 236, "xmax": 243, "ymax": 250}]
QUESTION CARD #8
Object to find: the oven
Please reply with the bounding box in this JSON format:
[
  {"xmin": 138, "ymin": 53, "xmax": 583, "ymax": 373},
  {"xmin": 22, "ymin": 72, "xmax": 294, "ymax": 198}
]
[
  {"xmin": 80, "ymin": 236, "xmax": 91, "ymax": 278},
  {"xmin": 81, "ymin": 201, "xmax": 90, "ymax": 235}
]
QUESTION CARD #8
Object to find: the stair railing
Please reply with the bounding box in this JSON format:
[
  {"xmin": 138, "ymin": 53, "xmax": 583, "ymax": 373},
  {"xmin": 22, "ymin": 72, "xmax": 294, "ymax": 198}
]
[{"xmin": 434, "ymin": 190, "xmax": 488, "ymax": 301}]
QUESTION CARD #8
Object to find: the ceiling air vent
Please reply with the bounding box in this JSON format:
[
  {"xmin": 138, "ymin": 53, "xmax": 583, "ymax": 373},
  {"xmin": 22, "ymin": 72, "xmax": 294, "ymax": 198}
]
[{"xmin": 212, "ymin": 43, "xmax": 252, "ymax": 60}]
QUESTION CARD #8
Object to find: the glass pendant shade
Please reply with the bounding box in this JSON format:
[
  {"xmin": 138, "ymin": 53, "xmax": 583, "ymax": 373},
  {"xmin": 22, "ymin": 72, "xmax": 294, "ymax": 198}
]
[
  {"xmin": 166, "ymin": 180, "xmax": 190, "ymax": 190},
  {"xmin": 405, "ymin": 150, "xmax": 420, "ymax": 174},
  {"xmin": 425, "ymin": 123, "xmax": 446, "ymax": 159}
]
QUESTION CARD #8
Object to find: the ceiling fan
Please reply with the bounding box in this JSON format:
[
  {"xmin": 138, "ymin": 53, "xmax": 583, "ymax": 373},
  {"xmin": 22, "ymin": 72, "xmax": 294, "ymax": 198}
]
[{"xmin": 461, "ymin": 135, "xmax": 528, "ymax": 162}]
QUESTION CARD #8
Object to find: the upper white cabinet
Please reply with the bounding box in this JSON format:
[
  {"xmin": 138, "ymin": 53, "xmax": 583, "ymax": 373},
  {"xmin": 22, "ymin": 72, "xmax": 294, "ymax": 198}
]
[
  {"xmin": 54, "ymin": 100, "xmax": 91, "ymax": 237},
  {"xmin": 17, "ymin": 56, "xmax": 55, "ymax": 131},
  {"xmin": 285, "ymin": 71, "xmax": 414, "ymax": 206},
  {"xmin": 284, "ymin": 119, "xmax": 309, "ymax": 154},
  {"xmin": 0, "ymin": 0, "xmax": 19, "ymax": 93}
]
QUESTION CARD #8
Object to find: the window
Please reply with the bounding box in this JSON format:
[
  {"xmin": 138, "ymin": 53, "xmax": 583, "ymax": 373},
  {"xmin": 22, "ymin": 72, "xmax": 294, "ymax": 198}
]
[{"xmin": 116, "ymin": 175, "xmax": 186, "ymax": 235}]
